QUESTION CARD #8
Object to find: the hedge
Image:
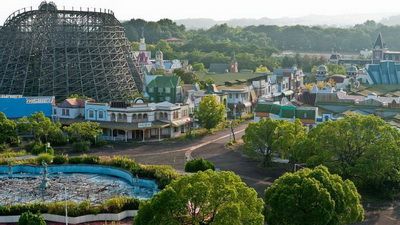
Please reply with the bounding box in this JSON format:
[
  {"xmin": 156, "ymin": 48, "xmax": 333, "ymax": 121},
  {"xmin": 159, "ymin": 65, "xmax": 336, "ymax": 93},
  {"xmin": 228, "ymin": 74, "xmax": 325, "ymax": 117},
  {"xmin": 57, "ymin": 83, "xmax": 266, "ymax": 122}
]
[
  {"xmin": 0, "ymin": 197, "xmax": 140, "ymax": 217},
  {"xmin": 184, "ymin": 158, "xmax": 215, "ymax": 173}
]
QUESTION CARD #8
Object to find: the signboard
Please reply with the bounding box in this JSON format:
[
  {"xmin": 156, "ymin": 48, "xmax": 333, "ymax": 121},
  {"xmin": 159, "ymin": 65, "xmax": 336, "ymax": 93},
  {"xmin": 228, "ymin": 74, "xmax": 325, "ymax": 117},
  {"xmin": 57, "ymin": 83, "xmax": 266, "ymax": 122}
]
[{"xmin": 138, "ymin": 122, "xmax": 152, "ymax": 128}]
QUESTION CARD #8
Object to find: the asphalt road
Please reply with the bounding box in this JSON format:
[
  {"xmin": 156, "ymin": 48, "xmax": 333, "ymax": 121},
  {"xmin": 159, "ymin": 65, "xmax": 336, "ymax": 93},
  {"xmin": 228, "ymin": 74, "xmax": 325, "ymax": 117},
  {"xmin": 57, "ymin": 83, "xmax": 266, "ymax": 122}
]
[{"xmin": 89, "ymin": 123, "xmax": 400, "ymax": 225}]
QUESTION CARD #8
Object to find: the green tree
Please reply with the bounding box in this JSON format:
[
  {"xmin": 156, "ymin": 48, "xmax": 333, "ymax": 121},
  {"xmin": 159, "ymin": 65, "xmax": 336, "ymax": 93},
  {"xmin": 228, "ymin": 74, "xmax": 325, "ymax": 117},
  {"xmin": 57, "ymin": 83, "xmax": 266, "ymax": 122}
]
[
  {"xmin": 0, "ymin": 112, "xmax": 18, "ymax": 145},
  {"xmin": 255, "ymin": 65, "xmax": 270, "ymax": 73},
  {"xmin": 192, "ymin": 62, "xmax": 205, "ymax": 71},
  {"xmin": 64, "ymin": 121, "xmax": 102, "ymax": 144},
  {"xmin": 135, "ymin": 170, "xmax": 264, "ymax": 225},
  {"xmin": 196, "ymin": 96, "xmax": 225, "ymax": 131},
  {"xmin": 327, "ymin": 64, "xmax": 346, "ymax": 75},
  {"xmin": 243, "ymin": 119, "xmax": 279, "ymax": 166},
  {"xmin": 272, "ymin": 119, "xmax": 306, "ymax": 160},
  {"xmin": 184, "ymin": 158, "xmax": 215, "ymax": 172},
  {"xmin": 174, "ymin": 69, "xmax": 199, "ymax": 84},
  {"xmin": 303, "ymin": 114, "xmax": 400, "ymax": 197},
  {"xmin": 265, "ymin": 165, "xmax": 364, "ymax": 225},
  {"xmin": 18, "ymin": 211, "xmax": 46, "ymax": 225},
  {"xmin": 21, "ymin": 112, "xmax": 63, "ymax": 143}
]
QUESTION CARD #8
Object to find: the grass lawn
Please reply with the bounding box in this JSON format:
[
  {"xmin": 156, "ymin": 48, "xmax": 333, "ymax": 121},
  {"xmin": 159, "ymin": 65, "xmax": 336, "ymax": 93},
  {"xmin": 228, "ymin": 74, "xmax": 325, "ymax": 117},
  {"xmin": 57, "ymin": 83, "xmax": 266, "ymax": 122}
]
[{"xmin": 197, "ymin": 72, "xmax": 266, "ymax": 85}]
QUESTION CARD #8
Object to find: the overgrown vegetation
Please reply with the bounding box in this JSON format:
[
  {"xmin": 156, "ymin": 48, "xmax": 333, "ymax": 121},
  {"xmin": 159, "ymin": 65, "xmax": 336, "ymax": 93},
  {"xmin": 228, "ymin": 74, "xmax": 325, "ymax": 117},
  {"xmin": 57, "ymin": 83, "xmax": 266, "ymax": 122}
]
[
  {"xmin": 265, "ymin": 166, "xmax": 364, "ymax": 225},
  {"xmin": 184, "ymin": 158, "xmax": 215, "ymax": 172},
  {"xmin": 1, "ymin": 197, "xmax": 140, "ymax": 217},
  {"xmin": 244, "ymin": 115, "xmax": 400, "ymax": 198}
]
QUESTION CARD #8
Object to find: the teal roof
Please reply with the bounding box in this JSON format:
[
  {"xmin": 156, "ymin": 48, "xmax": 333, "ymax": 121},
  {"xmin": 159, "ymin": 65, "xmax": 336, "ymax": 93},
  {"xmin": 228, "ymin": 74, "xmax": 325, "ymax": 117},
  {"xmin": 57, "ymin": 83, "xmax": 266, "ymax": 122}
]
[
  {"xmin": 280, "ymin": 105, "xmax": 296, "ymax": 118},
  {"xmin": 147, "ymin": 76, "xmax": 180, "ymax": 89},
  {"xmin": 255, "ymin": 103, "xmax": 317, "ymax": 120},
  {"xmin": 367, "ymin": 61, "xmax": 400, "ymax": 84}
]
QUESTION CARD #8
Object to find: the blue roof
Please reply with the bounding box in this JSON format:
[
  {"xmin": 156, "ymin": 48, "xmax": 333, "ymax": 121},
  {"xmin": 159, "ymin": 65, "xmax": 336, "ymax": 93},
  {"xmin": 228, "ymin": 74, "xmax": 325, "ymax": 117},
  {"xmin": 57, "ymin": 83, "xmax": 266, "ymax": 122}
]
[{"xmin": 367, "ymin": 61, "xmax": 400, "ymax": 84}]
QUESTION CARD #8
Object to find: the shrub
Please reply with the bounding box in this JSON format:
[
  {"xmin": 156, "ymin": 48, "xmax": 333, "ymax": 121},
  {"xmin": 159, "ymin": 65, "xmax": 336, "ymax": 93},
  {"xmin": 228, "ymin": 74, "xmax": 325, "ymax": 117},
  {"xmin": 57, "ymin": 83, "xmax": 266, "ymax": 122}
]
[
  {"xmin": 30, "ymin": 142, "xmax": 54, "ymax": 156},
  {"xmin": 105, "ymin": 156, "xmax": 140, "ymax": 173},
  {"xmin": 68, "ymin": 155, "xmax": 99, "ymax": 164},
  {"xmin": 47, "ymin": 130, "xmax": 68, "ymax": 146},
  {"xmin": 0, "ymin": 143, "xmax": 10, "ymax": 152},
  {"xmin": 36, "ymin": 153, "xmax": 53, "ymax": 164},
  {"xmin": 18, "ymin": 211, "xmax": 46, "ymax": 225},
  {"xmin": 52, "ymin": 154, "xmax": 68, "ymax": 164},
  {"xmin": 137, "ymin": 165, "xmax": 180, "ymax": 189},
  {"xmin": 93, "ymin": 139, "xmax": 108, "ymax": 147},
  {"xmin": 72, "ymin": 141, "xmax": 90, "ymax": 152},
  {"xmin": 102, "ymin": 196, "xmax": 140, "ymax": 213},
  {"xmin": 184, "ymin": 158, "xmax": 215, "ymax": 173}
]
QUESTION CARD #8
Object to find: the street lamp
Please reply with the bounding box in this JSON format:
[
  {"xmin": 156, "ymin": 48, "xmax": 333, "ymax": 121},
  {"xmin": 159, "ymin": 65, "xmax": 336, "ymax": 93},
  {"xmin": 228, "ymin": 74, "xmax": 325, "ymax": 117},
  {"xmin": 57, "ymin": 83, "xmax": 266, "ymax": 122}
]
[{"xmin": 45, "ymin": 142, "xmax": 50, "ymax": 153}]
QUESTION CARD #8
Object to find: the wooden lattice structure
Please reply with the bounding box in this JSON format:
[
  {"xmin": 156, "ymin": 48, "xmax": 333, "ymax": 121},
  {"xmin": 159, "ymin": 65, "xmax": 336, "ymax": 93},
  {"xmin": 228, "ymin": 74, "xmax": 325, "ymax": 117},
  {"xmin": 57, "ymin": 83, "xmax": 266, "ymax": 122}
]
[{"xmin": 0, "ymin": 2, "xmax": 143, "ymax": 101}]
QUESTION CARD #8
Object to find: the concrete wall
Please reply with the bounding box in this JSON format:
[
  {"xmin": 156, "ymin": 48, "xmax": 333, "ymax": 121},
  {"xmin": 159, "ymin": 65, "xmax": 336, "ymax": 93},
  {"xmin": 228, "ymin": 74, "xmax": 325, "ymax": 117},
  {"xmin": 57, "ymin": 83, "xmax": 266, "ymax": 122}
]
[{"xmin": 0, "ymin": 210, "xmax": 137, "ymax": 224}]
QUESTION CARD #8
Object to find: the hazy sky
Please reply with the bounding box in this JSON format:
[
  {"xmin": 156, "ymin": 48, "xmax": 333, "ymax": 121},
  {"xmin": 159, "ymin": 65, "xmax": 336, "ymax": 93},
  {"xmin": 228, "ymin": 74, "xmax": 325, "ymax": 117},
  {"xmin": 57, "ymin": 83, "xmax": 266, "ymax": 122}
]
[{"xmin": 1, "ymin": 0, "xmax": 400, "ymax": 24}]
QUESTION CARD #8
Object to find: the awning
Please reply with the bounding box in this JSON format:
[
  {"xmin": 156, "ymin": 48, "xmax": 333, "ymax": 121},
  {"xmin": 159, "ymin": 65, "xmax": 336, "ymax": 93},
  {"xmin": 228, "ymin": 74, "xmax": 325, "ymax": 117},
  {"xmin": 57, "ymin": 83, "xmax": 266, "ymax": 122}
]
[{"xmin": 171, "ymin": 117, "xmax": 191, "ymax": 127}]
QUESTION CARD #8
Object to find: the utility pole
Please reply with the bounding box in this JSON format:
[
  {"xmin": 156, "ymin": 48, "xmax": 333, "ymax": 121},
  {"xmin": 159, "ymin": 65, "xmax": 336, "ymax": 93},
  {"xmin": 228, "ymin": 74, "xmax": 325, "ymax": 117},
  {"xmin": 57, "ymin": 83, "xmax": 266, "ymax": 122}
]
[{"xmin": 65, "ymin": 179, "xmax": 68, "ymax": 225}]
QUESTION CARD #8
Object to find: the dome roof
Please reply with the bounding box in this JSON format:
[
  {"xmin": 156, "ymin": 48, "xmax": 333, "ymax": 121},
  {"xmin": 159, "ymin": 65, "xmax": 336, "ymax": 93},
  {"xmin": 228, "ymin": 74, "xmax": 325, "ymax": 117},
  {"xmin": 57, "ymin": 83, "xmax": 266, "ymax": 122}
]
[
  {"xmin": 346, "ymin": 65, "xmax": 358, "ymax": 73},
  {"xmin": 318, "ymin": 65, "xmax": 328, "ymax": 72}
]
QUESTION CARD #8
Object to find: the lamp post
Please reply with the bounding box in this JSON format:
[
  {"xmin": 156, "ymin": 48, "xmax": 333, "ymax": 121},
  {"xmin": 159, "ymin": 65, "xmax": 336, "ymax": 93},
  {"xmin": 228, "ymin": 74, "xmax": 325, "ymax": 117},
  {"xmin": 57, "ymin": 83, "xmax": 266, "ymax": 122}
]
[
  {"xmin": 45, "ymin": 142, "xmax": 50, "ymax": 153},
  {"xmin": 64, "ymin": 175, "xmax": 68, "ymax": 225}
]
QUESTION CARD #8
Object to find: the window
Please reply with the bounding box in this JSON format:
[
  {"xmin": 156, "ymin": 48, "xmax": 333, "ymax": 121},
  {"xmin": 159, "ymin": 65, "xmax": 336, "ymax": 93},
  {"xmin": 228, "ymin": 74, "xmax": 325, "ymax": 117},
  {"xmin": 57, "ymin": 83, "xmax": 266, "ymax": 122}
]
[
  {"xmin": 174, "ymin": 127, "xmax": 178, "ymax": 132},
  {"xmin": 158, "ymin": 88, "xmax": 164, "ymax": 93},
  {"xmin": 98, "ymin": 111, "xmax": 104, "ymax": 119},
  {"xmin": 165, "ymin": 87, "xmax": 171, "ymax": 93},
  {"xmin": 62, "ymin": 109, "xmax": 70, "ymax": 116},
  {"xmin": 235, "ymin": 93, "xmax": 239, "ymax": 98},
  {"xmin": 148, "ymin": 87, "xmax": 154, "ymax": 93},
  {"xmin": 229, "ymin": 94, "xmax": 232, "ymax": 99},
  {"xmin": 166, "ymin": 96, "xmax": 171, "ymax": 102},
  {"xmin": 53, "ymin": 109, "xmax": 57, "ymax": 115},
  {"xmin": 88, "ymin": 110, "xmax": 94, "ymax": 118}
]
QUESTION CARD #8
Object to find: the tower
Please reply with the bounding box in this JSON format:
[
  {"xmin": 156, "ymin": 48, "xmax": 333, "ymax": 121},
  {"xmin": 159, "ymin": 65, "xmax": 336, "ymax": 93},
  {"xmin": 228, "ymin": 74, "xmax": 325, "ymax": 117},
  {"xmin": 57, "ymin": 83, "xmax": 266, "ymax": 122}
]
[
  {"xmin": 155, "ymin": 50, "xmax": 164, "ymax": 69},
  {"xmin": 372, "ymin": 32, "xmax": 385, "ymax": 64},
  {"xmin": 230, "ymin": 52, "xmax": 238, "ymax": 73},
  {"xmin": 139, "ymin": 28, "xmax": 146, "ymax": 51}
]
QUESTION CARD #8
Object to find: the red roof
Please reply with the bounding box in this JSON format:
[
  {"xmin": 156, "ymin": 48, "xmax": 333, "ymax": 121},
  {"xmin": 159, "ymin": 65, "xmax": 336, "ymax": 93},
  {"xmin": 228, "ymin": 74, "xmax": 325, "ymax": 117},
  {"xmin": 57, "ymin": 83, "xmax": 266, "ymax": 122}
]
[{"xmin": 58, "ymin": 98, "xmax": 87, "ymax": 108}]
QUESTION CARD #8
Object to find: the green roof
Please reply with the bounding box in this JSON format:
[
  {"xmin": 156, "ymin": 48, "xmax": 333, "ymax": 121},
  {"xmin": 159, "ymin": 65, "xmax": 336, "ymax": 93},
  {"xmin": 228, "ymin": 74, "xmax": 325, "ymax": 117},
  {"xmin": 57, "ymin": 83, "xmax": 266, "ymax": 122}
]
[
  {"xmin": 280, "ymin": 105, "xmax": 296, "ymax": 118},
  {"xmin": 147, "ymin": 76, "xmax": 180, "ymax": 89},
  {"xmin": 295, "ymin": 108, "xmax": 317, "ymax": 119},
  {"xmin": 256, "ymin": 103, "xmax": 317, "ymax": 120}
]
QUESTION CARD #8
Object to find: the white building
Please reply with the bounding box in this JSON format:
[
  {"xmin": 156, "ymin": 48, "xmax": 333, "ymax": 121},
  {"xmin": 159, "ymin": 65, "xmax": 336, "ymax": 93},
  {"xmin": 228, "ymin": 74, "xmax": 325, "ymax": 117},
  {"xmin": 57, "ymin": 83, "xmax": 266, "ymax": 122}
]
[
  {"xmin": 52, "ymin": 98, "xmax": 88, "ymax": 120},
  {"xmin": 83, "ymin": 101, "xmax": 192, "ymax": 142}
]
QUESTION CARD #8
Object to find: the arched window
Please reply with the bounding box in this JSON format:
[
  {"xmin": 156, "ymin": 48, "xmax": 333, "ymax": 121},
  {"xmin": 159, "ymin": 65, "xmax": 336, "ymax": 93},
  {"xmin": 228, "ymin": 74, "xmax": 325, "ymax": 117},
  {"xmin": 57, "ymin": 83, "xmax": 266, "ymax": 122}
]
[
  {"xmin": 143, "ymin": 113, "xmax": 148, "ymax": 120},
  {"xmin": 132, "ymin": 114, "xmax": 137, "ymax": 120},
  {"xmin": 118, "ymin": 113, "xmax": 122, "ymax": 120},
  {"xmin": 123, "ymin": 114, "xmax": 127, "ymax": 121},
  {"xmin": 138, "ymin": 114, "xmax": 142, "ymax": 120},
  {"xmin": 164, "ymin": 112, "xmax": 168, "ymax": 119}
]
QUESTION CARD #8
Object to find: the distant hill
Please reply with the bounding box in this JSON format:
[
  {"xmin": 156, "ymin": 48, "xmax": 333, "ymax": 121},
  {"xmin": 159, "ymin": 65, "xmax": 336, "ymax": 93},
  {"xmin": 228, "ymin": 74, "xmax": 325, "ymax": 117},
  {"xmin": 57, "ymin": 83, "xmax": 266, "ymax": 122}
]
[{"xmin": 175, "ymin": 13, "xmax": 395, "ymax": 29}]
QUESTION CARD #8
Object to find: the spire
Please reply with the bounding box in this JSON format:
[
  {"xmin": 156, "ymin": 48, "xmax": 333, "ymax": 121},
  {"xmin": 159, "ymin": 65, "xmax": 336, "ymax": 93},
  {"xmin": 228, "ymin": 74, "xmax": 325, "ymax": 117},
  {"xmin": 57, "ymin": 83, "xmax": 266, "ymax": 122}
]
[{"xmin": 374, "ymin": 32, "xmax": 384, "ymax": 49}]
